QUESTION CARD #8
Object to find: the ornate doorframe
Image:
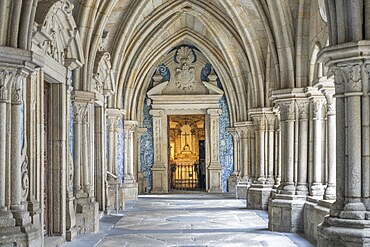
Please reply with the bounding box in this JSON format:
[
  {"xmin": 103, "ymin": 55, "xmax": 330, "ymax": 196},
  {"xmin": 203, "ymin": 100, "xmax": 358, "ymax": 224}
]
[{"xmin": 148, "ymin": 95, "xmax": 223, "ymax": 193}]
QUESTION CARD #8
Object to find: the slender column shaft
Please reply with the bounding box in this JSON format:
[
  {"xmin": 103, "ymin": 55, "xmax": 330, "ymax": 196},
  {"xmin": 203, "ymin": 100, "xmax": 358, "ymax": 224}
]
[
  {"xmin": 0, "ymin": 101, "xmax": 6, "ymax": 208},
  {"xmin": 257, "ymin": 129, "xmax": 265, "ymax": 183},
  {"xmin": 82, "ymin": 114, "xmax": 90, "ymax": 192},
  {"xmin": 242, "ymin": 137, "xmax": 249, "ymax": 178},
  {"xmin": 73, "ymin": 115, "xmax": 81, "ymax": 192},
  {"xmin": 347, "ymin": 96, "xmax": 362, "ymax": 200},
  {"xmin": 323, "ymin": 91, "xmax": 336, "ymax": 200},
  {"xmin": 312, "ymin": 101, "xmax": 324, "ymax": 196},
  {"xmin": 10, "ymin": 73, "xmax": 24, "ymax": 209},
  {"xmin": 268, "ymin": 129, "xmax": 274, "ymax": 183},
  {"xmin": 297, "ymin": 101, "xmax": 309, "ymax": 194}
]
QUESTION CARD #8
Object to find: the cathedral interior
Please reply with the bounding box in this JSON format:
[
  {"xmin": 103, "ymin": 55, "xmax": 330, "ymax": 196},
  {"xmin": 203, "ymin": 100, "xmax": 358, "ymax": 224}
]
[{"xmin": 0, "ymin": 0, "xmax": 369, "ymax": 246}]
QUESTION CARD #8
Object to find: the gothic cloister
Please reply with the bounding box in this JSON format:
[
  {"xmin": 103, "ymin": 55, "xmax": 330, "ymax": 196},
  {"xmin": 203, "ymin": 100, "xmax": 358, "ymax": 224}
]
[{"xmin": 0, "ymin": 0, "xmax": 369, "ymax": 246}]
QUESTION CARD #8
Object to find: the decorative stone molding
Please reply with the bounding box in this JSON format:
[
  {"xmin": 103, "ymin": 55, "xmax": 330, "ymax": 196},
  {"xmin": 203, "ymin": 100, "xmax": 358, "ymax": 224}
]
[
  {"xmin": 93, "ymin": 52, "xmax": 115, "ymax": 98},
  {"xmin": 33, "ymin": 0, "xmax": 84, "ymax": 66}
]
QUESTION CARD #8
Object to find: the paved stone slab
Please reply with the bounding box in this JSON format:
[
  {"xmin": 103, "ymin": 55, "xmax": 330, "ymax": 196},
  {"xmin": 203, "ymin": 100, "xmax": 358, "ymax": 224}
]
[{"xmin": 76, "ymin": 194, "xmax": 313, "ymax": 247}]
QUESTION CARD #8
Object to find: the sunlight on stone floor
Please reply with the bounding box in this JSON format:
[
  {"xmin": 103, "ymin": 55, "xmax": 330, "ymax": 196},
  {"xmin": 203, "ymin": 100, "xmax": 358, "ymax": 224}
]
[{"xmin": 64, "ymin": 194, "xmax": 313, "ymax": 247}]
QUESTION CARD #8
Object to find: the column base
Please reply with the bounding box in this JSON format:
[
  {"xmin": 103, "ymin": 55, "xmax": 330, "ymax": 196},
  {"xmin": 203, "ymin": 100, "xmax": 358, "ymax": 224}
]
[
  {"xmin": 138, "ymin": 172, "xmax": 150, "ymax": 194},
  {"xmin": 106, "ymin": 182, "xmax": 125, "ymax": 213},
  {"xmin": 208, "ymin": 162, "xmax": 222, "ymax": 193},
  {"xmin": 151, "ymin": 164, "xmax": 168, "ymax": 193},
  {"xmin": 304, "ymin": 197, "xmax": 333, "ymax": 244},
  {"xmin": 75, "ymin": 198, "xmax": 99, "ymax": 234},
  {"xmin": 123, "ymin": 181, "xmax": 138, "ymax": 200},
  {"xmin": 247, "ymin": 184, "xmax": 273, "ymax": 210},
  {"xmin": 268, "ymin": 194, "xmax": 306, "ymax": 232},
  {"xmin": 0, "ymin": 223, "xmax": 41, "ymax": 247},
  {"xmin": 0, "ymin": 208, "xmax": 15, "ymax": 227},
  {"xmin": 236, "ymin": 178, "xmax": 251, "ymax": 199},
  {"xmin": 311, "ymin": 183, "xmax": 325, "ymax": 197},
  {"xmin": 66, "ymin": 193, "xmax": 77, "ymax": 241},
  {"xmin": 324, "ymin": 185, "xmax": 336, "ymax": 200},
  {"xmin": 227, "ymin": 173, "xmax": 239, "ymax": 193},
  {"xmin": 318, "ymin": 217, "xmax": 370, "ymax": 247}
]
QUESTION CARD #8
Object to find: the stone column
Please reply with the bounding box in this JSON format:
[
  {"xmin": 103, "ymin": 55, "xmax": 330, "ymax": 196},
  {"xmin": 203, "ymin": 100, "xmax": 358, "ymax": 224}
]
[
  {"xmin": 136, "ymin": 127, "xmax": 147, "ymax": 194},
  {"xmin": 0, "ymin": 71, "xmax": 15, "ymax": 225},
  {"xmin": 106, "ymin": 108, "xmax": 125, "ymax": 210},
  {"xmin": 234, "ymin": 122, "xmax": 253, "ymax": 199},
  {"xmin": 274, "ymin": 114, "xmax": 281, "ymax": 187},
  {"xmin": 269, "ymin": 89, "xmax": 307, "ymax": 233},
  {"xmin": 9, "ymin": 71, "xmax": 32, "ymax": 226},
  {"xmin": 226, "ymin": 127, "xmax": 240, "ymax": 193},
  {"xmin": 309, "ymin": 95, "xmax": 326, "ymax": 197},
  {"xmin": 296, "ymin": 100, "xmax": 309, "ymax": 195},
  {"xmin": 248, "ymin": 109, "xmax": 274, "ymax": 210},
  {"xmin": 317, "ymin": 42, "xmax": 370, "ymax": 246},
  {"xmin": 207, "ymin": 108, "xmax": 223, "ymax": 193},
  {"xmin": 73, "ymin": 92, "xmax": 99, "ymax": 234},
  {"xmin": 279, "ymin": 101, "xmax": 296, "ymax": 194},
  {"xmin": 252, "ymin": 115, "xmax": 266, "ymax": 184},
  {"xmin": 266, "ymin": 115, "xmax": 276, "ymax": 185},
  {"xmin": 123, "ymin": 120, "xmax": 138, "ymax": 200},
  {"xmin": 174, "ymin": 128, "xmax": 181, "ymax": 157},
  {"xmin": 321, "ymin": 87, "xmax": 336, "ymax": 200},
  {"xmin": 73, "ymin": 102, "xmax": 87, "ymax": 197},
  {"xmin": 150, "ymin": 109, "xmax": 168, "ymax": 193}
]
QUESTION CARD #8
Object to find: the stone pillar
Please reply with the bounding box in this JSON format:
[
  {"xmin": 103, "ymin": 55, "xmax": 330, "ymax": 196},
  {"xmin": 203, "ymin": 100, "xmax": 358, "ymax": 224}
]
[
  {"xmin": 207, "ymin": 108, "xmax": 223, "ymax": 193},
  {"xmin": 317, "ymin": 43, "xmax": 370, "ymax": 246},
  {"xmin": 269, "ymin": 89, "xmax": 307, "ymax": 233},
  {"xmin": 320, "ymin": 85, "xmax": 336, "ymax": 200},
  {"xmin": 279, "ymin": 101, "xmax": 296, "ymax": 194},
  {"xmin": 308, "ymin": 91, "xmax": 326, "ymax": 197},
  {"xmin": 266, "ymin": 115, "xmax": 276, "ymax": 185},
  {"xmin": 234, "ymin": 121, "xmax": 253, "ymax": 199},
  {"xmin": 106, "ymin": 108, "xmax": 125, "ymax": 211},
  {"xmin": 66, "ymin": 83, "xmax": 76, "ymax": 240},
  {"xmin": 174, "ymin": 128, "xmax": 181, "ymax": 157},
  {"xmin": 136, "ymin": 127, "xmax": 147, "ymax": 194},
  {"xmin": 150, "ymin": 109, "xmax": 168, "ymax": 193},
  {"xmin": 73, "ymin": 91, "xmax": 99, "ymax": 234},
  {"xmin": 123, "ymin": 120, "xmax": 138, "ymax": 200},
  {"xmin": 0, "ymin": 71, "xmax": 15, "ymax": 226},
  {"xmin": 248, "ymin": 108, "xmax": 274, "ymax": 210},
  {"xmin": 9, "ymin": 71, "xmax": 32, "ymax": 226},
  {"xmin": 274, "ymin": 114, "xmax": 281, "ymax": 187},
  {"xmin": 226, "ymin": 127, "xmax": 240, "ymax": 194},
  {"xmin": 73, "ymin": 102, "xmax": 87, "ymax": 197},
  {"xmin": 296, "ymin": 100, "xmax": 309, "ymax": 195}
]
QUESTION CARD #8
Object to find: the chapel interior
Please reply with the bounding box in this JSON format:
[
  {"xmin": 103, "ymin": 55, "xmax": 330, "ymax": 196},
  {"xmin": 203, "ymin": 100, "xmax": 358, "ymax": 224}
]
[{"xmin": 0, "ymin": 0, "xmax": 369, "ymax": 246}]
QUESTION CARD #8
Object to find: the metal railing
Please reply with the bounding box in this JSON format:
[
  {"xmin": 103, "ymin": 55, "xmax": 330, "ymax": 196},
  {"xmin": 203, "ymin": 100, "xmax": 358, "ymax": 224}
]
[{"xmin": 170, "ymin": 163, "xmax": 200, "ymax": 190}]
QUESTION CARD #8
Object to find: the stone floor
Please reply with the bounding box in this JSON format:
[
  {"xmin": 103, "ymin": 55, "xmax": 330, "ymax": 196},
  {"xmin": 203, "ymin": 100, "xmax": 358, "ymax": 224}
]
[{"xmin": 63, "ymin": 193, "xmax": 313, "ymax": 247}]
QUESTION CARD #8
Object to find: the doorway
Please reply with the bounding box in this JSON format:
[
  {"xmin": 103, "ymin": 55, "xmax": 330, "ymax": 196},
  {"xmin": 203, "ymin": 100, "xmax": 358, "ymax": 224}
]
[{"xmin": 168, "ymin": 115, "xmax": 205, "ymax": 191}]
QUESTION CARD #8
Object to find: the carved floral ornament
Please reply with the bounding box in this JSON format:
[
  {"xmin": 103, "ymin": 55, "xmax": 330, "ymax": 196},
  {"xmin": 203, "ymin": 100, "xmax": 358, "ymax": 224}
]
[
  {"xmin": 175, "ymin": 46, "xmax": 196, "ymax": 91},
  {"xmin": 279, "ymin": 101, "xmax": 295, "ymax": 121}
]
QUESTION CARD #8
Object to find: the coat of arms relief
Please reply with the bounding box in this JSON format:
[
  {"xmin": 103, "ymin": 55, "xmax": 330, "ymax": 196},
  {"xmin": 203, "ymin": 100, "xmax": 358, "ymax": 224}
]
[{"xmin": 175, "ymin": 47, "xmax": 196, "ymax": 91}]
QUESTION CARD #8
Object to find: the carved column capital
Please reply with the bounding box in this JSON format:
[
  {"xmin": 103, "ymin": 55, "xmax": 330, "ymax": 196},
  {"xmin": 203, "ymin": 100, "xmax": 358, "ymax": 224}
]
[
  {"xmin": 207, "ymin": 108, "xmax": 222, "ymax": 116},
  {"xmin": 311, "ymin": 98, "xmax": 326, "ymax": 120},
  {"xmin": 278, "ymin": 101, "xmax": 295, "ymax": 121},
  {"xmin": 124, "ymin": 120, "xmax": 138, "ymax": 133},
  {"xmin": 73, "ymin": 102, "xmax": 88, "ymax": 124},
  {"xmin": 297, "ymin": 100, "xmax": 309, "ymax": 120}
]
